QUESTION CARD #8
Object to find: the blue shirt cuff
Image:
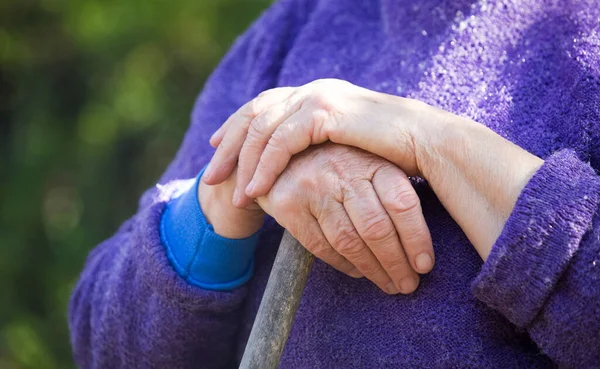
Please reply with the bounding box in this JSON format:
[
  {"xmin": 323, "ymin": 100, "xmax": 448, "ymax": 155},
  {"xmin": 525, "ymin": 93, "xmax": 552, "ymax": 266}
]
[{"xmin": 159, "ymin": 167, "xmax": 260, "ymax": 291}]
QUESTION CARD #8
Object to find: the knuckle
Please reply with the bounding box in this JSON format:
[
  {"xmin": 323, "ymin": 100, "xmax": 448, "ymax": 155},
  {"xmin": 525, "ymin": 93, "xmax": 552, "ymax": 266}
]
[
  {"xmin": 245, "ymin": 98, "xmax": 263, "ymax": 117},
  {"xmin": 295, "ymin": 173, "xmax": 317, "ymax": 193},
  {"xmin": 323, "ymin": 155, "xmax": 352, "ymax": 179},
  {"xmin": 402, "ymin": 225, "xmax": 431, "ymax": 248},
  {"xmin": 361, "ymin": 264, "xmax": 386, "ymax": 278},
  {"xmin": 267, "ymin": 129, "xmax": 290, "ymax": 153},
  {"xmin": 304, "ymin": 239, "xmax": 329, "ymax": 257},
  {"xmin": 360, "ymin": 212, "xmax": 395, "ymax": 243},
  {"xmin": 277, "ymin": 158, "xmax": 316, "ymax": 193},
  {"xmin": 286, "ymin": 90, "xmax": 302, "ymax": 107},
  {"xmin": 309, "ymin": 93, "xmax": 334, "ymax": 110},
  {"xmin": 270, "ymin": 190, "xmax": 297, "ymax": 213},
  {"xmin": 331, "ymin": 226, "xmax": 364, "ymax": 256},
  {"xmin": 384, "ymin": 187, "xmax": 420, "ymax": 216},
  {"xmin": 311, "ymin": 108, "xmax": 330, "ymax": 126},
  {"xmin": 246, "ymin": 121, "xmax": 268, "ymax": 146},
  {"xmin": 383, "ymin": 255, "xmax": 412, "ymax": 274}
]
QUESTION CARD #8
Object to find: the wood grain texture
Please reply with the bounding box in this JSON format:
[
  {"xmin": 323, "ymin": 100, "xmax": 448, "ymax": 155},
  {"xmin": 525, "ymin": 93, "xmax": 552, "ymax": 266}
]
[{"xmin": 239, "ymin": 231, "xmax": 314, "ymax": 369}]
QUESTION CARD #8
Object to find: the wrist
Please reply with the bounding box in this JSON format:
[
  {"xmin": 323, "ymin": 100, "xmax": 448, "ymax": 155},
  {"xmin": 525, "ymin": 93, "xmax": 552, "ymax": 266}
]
[
  {"xmin": 419, "ymin": 112, "xmax": 543, "ymax": 213},
  {"xmin": 380, "ymin": 94, "xmax": 451, "ymax": 177},
  {"xmin": 410, "ymin": 102, "xmax": 459, "ymax": 181},
  {"xmin": 411, "ymin": 107, "xmax": 544, "ymax": 258},
  {"xmin": 199, "ymin": 180, "xmax": 265, "ymax": 239}
]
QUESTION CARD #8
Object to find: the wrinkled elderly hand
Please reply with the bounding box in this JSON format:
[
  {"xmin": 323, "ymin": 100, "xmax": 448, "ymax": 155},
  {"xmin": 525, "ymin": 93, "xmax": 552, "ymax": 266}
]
[{"xmin": 254, "ymin": 143, "xmax": 433, "ymax": 294}]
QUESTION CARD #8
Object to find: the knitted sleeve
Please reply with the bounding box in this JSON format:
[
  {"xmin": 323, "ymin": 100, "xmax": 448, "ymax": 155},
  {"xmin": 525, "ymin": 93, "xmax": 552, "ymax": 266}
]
[
  {"xmin": 472, "ymin": 149, "xmax": 600, "ymax": 367},
  {"xmin": 68, "ymin": 1, "xmax": 314, "ymax": 367}
]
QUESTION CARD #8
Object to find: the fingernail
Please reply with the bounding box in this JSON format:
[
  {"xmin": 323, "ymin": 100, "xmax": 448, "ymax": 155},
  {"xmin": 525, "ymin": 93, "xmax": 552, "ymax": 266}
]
[
  {"xmin": 348, "ymin": 268, "xmax": 364, "ymax": 278},
  {"xmin": 245, "ymin": 179, "xmax": 256, "ymax": 196},
  {"xmin": 415, "ymin": 253, "xmax": 433, "ymax": 272},
  {"xmin": 386, "ymin": 282, "xmax": 399, "ymax": 295},
  {"xmin": 399, "ymin": 278, "xmax": 418, "ymax": 294},
  {"xmin": 203, "ymin": 163, "xmax": 213, "ymax": 182},
  {"xmin": 232, "ymin": 188, "xmax": 240, "ymax": 206}
]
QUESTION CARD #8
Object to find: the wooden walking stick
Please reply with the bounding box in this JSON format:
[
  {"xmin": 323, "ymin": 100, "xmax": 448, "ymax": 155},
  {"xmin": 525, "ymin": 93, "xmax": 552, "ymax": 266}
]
[{"xmin": 239, "ymin": 230, "xmax": 314, "ymax": 369}]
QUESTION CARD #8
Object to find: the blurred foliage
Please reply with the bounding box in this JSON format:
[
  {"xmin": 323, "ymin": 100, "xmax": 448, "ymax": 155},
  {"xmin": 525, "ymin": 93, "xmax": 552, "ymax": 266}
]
[{"xmin": 0, "ymin": 0, "xmax": 271, "ymax": 367}]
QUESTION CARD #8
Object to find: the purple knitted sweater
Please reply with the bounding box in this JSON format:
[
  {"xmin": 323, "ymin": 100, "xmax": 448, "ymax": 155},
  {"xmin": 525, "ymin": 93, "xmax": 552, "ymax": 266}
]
[{"xmin": 68, "ymin": 0, "xmax": 600, "ymax": 367}]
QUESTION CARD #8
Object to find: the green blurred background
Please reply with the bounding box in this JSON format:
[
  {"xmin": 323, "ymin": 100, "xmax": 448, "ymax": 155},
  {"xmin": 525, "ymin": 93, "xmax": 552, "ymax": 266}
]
[{"xmin": 0, "ymin": 1, "xmax": 270, "ymax": 367}]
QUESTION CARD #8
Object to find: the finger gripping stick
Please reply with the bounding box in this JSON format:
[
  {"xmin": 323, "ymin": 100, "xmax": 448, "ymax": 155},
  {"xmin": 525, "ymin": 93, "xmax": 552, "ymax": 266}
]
[{"xmin": 239, "ymin": 231, "xmax": 314, "ymax": 369}]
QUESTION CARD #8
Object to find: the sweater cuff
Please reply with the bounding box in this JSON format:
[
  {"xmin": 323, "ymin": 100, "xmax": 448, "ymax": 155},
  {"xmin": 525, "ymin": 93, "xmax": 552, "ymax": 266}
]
[
  {"xmin": 159, "ymin": 167, "xmax": 260, "ymax": 291},
  {"xmin": 472, "ymin": 149, "xmax": 600, "ymax": 327}
]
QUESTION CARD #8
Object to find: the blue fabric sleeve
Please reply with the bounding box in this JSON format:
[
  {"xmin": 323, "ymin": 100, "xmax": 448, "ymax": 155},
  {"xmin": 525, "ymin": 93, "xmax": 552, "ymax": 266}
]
[{"xmin": 159, "ymin": 167, "xmax": 260, "ymax": 291}]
